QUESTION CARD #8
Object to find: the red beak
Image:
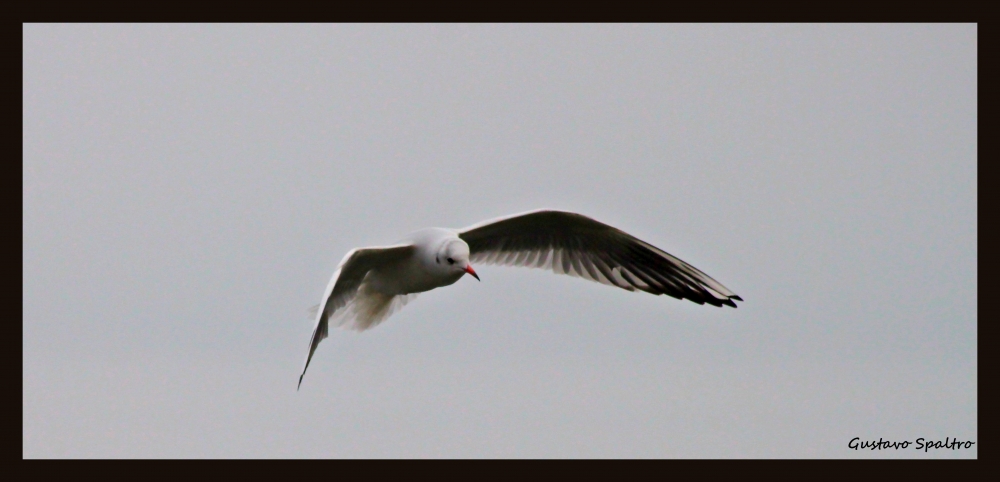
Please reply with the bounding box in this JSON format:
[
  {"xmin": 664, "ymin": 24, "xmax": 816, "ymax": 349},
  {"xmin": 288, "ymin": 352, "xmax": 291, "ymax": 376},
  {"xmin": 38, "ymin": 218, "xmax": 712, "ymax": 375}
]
[{"xmin": 465, "ymin": 265, "xmax": 480, "ymax": 281}]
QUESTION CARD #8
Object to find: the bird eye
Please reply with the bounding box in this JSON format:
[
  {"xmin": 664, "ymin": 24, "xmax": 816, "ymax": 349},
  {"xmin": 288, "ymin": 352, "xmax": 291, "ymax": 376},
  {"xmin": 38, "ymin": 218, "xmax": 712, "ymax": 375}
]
[{"xmin": 447, "ymin": 257, "xmax": 454, "ymax": 264}]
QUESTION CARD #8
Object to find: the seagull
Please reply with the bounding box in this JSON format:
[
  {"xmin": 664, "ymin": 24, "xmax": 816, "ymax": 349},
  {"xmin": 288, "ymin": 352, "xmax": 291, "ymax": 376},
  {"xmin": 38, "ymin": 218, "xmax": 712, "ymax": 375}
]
[{"xmin": 298, "ymin": 209, "xmax": 741, "ymax": 389}]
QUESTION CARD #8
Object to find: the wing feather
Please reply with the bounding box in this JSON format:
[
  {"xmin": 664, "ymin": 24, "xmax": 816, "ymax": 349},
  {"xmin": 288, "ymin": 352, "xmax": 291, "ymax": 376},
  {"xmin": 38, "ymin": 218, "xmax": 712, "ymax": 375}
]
[
  {"xmin": 298, "ymin": 244, "xmax": 416, "ymax": 390},
  {"xmin": 458, "ymin": 209, "xmax": 740, "ymax": 307}
]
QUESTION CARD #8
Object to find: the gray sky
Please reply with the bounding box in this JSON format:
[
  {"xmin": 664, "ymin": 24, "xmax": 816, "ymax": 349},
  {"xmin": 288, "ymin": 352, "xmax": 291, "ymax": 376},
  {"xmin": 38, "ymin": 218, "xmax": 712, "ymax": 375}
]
[{"xmin": 23, "ymin": 24, "xmax": 976, "ymax": 458}]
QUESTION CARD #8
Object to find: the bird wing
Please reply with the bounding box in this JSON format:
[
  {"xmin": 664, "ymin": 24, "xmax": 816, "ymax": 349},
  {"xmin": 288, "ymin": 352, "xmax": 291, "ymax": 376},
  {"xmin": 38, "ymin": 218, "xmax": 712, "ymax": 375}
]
[
  {"xmin": 458, "ymin": 209, "xmax": 742, "ymax": 307},
  {"xmin": 298, "ymin": 243, "xmax": 416, "ymax": 390}
]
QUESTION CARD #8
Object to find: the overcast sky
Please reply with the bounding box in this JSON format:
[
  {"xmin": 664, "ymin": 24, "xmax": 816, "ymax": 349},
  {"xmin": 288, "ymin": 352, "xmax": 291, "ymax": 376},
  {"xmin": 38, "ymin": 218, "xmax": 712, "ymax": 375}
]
[{"xmin": 23, "ymin": 24, "xmax": 976, "ymax": 458}]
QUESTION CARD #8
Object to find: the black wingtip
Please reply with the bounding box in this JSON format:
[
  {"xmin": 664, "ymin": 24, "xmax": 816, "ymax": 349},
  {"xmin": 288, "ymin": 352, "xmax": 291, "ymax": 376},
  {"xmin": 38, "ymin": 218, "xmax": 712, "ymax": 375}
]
[
  {"xmin": 731, "ymin": 295, "xmax": 743, "ymax": 302},
  {"xmin": 298, "ymin": 374, "xmax": 304, "ymax": 391}
]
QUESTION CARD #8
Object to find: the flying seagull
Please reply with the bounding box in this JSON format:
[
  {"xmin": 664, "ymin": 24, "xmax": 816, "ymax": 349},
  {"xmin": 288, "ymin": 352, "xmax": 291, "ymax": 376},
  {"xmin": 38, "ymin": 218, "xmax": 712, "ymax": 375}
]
[{"xmin": 298, "ymin": 209, "xmax": 741, "ymax": 389}]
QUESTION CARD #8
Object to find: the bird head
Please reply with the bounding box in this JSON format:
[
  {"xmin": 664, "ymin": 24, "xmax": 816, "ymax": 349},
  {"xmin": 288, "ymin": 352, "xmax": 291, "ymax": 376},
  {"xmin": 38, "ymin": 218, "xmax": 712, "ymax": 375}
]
[{"xmin": 437, "ymin": 239, "xmax": 479, "ymax": 281}]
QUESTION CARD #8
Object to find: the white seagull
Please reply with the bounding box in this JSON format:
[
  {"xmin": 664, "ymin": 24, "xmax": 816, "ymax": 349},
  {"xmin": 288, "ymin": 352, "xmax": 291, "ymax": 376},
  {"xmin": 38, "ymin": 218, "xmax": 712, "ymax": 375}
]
[{"xmin": 298, "ymin": 209, "xmax": 741, "ymax": 389}]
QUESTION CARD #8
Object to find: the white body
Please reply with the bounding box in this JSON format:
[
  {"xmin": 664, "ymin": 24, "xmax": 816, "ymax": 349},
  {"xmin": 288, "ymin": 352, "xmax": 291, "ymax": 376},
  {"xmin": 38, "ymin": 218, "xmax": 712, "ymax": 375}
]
[{"xmin": 376, "ymin": 228, "xmax": 467, "ymax": 295}]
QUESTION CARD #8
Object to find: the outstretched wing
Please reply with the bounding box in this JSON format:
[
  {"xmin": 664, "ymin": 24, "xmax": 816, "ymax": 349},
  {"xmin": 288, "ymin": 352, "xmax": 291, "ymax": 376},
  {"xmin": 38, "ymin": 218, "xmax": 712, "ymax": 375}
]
[
  {"xmin": 458, "ymin": 209, "xmax": 741, "ymax": 307},
  {"xmin": 298, "ymin": 244, "xmax": 416, "ymax": 390}
]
